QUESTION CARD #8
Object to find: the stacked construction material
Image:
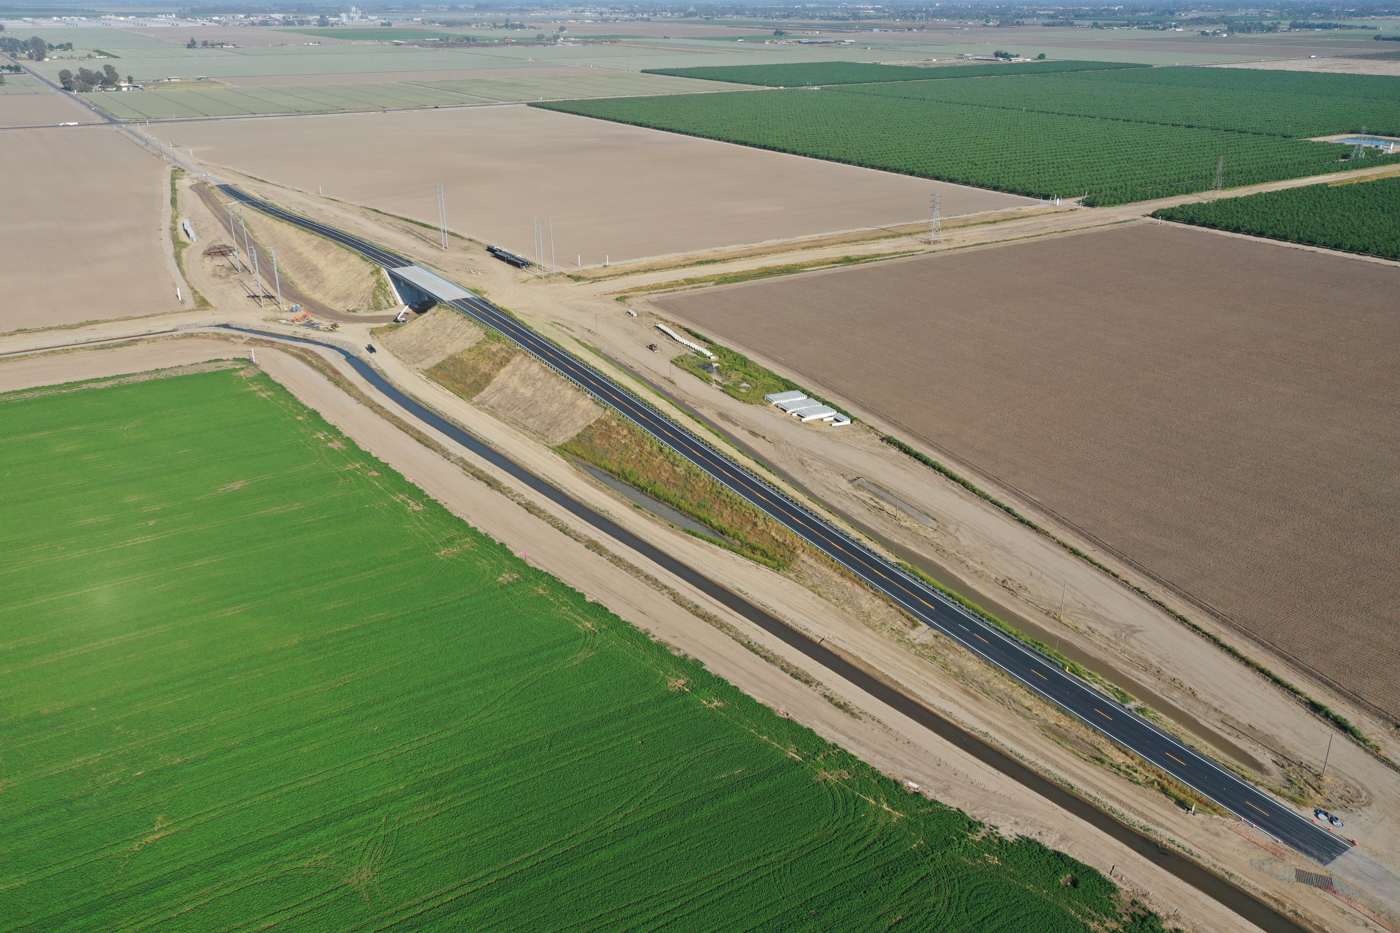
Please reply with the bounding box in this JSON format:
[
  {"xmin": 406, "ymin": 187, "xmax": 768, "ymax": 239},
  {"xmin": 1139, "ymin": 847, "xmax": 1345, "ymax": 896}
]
[{"xmin": 764, "ymin": 390, "xmax": 850, "ymax": 425}]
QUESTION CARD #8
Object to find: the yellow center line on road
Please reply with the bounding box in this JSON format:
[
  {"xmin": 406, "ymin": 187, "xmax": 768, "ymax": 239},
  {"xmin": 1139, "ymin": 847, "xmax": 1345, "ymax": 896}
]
[
  {"xmin": 1166, "ymin": 752, "xmax": 1187, "ymax": 766},
  {"xmin": 1246, "ymin": 801, "xmax": 1270, "ymax": 818},
  {"xmin": 975, "ymin": 634, "xmax": 989, "ymax": 644},
  {"xmin": 1095, "ymin": 709, "xmax": 1112, "ymax": 720},
  {"xmin": 1034, "ymin": 671, "xmax": 1048, "ymax": 680}
]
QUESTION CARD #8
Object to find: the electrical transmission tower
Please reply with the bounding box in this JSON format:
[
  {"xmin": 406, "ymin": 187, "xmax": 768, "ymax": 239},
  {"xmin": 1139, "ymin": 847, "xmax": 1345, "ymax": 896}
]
[
  {"xmin": 436, "ymin": 182, "xmax": 448, "ymax": 251},
  {"xmin": 1210, "ymin": 156, "xmax": 1224, "ymax": 197},
  {"xmin": 1351, "ymin": 126, "xmax": 1369, "ymax": 162},
  {"xmin": 927, "ymin": 193, "xmax": 943, "ymax": 244}
]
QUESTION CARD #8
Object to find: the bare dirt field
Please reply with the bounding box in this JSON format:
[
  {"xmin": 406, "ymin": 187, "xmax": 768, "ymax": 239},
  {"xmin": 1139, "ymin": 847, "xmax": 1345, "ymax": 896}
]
[
  {"xmin": 1214, "ymin": 57, "xmax": 1400, "ymax": 77},
  {"xmin": 655, "ymin": 221, "xmax": 1400, "ymax": 724},
  {"xmin": 0, "ymin": 128, "xmax": 185, "ymax": 332},
  {"xmin": 171, "ymin": 104, "xmax": 1037, "ymax": 265},
  {"xmin": 127, "ymin": 25, "xmax": 351, "ymax": 46},
  {"xmin": 219, "ymin": 65, "xmax": 573, "ymax": 87},
  {"xmin": 0, "ymin": 91, "xmax": 104, "ymax": 127}
]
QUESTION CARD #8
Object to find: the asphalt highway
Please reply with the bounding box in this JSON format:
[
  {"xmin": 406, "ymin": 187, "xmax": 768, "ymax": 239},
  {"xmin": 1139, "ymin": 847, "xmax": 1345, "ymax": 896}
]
[{"xmin": 219, "ymin": 183, "xmax": 1353, "ymax": 866}]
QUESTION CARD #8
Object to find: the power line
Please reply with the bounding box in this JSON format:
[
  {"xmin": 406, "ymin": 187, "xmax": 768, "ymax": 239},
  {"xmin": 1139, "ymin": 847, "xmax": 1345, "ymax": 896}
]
[
  {"xmin": 436, "ymin": 182, "xmax": 448, "ymax": 251},
  {"xmin": 1351, "ymin": 126, "xmax": 1369, "ymax": 162}
]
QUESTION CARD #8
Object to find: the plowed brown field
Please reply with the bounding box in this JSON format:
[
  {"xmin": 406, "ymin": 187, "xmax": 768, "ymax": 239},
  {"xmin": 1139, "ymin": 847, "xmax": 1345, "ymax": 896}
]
[{"xmin": 656, "ymin": 223, "xmax": 1400, "ymax": 722}]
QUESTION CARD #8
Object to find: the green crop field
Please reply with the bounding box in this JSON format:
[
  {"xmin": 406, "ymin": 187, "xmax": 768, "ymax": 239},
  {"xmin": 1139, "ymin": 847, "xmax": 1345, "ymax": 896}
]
[
  {"xmin": 0, "ymin": 363, "xmax": 1158, "ymax": 932},
  {"xmin": 1152, "ymin": 175, "xmax": 1400, "ymax": 260},
  {"xmin": 842, "ymin": 67, "xmax": 1400, "ymax": 138},
  {"xmin": 643, "ymin": 59, "xmax": 1147, "ymax": 86},
  {"xmin": 534, "ymin": 87, "xmax": 1393, "ymax": 205}
]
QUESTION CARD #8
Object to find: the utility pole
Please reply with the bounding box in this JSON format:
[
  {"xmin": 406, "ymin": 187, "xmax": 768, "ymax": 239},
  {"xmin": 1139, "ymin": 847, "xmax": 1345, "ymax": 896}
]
[
  {"xmin": 225, "ymin": 202, "xmax": 242, "ymax": 271},
  {"xmin": 270, "ymin": 247, "xmax": 282, "ymax": 309},
  {"xmin": 436, "ymin": 182, "xmax": 448, "ymax": 250},
  {"xmin": 250, "ymin": 241, "xmax": 263, "ymax": 309},
  {"xmin": 1210, "ymin": 155, "xmax": 1224, "ymax": 197},
  {"xmin": 238, "ymin": 204, "xmax": 251, "ymax": 264},
  {"xmin": 239, "ymin": 206, "xmax": 262, "ymax": 309},
  {"xmin": 928, "ymin": 192, "xmax": 943, "ymax": 244},
  {"xmin": 532, "ymin": 217, "xmax": 540, "ymax": 268},
  {"xmin": 1321, "ymin": 733, "xmax": 1334, "ymax": 779},
  {"xmin": 550, "ymin": 219, "xmax": 556, "ymax": 274}
]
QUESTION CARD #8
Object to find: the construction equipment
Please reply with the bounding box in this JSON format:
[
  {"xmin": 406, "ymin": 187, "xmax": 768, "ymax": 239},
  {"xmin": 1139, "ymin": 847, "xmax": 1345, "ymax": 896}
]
[{"xmin": 487, "ymin": 245, "xmax": 531, "ymax": 269}]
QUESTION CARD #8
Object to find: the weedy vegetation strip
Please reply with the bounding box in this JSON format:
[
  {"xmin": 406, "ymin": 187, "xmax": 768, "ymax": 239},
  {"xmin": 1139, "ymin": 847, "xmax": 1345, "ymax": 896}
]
[{"xmin": 0, "ymin": 365, "xmax": 1161, "ymax": 931}]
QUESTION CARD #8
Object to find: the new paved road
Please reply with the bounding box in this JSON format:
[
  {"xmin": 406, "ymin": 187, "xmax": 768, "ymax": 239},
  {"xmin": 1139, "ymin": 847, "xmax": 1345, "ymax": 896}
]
[{"xmin": 219, "ymin": 184, "xmax": 1353, "ymax": 866}]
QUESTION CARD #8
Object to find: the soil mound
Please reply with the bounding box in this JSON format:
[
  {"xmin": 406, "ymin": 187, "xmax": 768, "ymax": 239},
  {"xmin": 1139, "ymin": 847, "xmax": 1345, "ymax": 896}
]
[
  {"xmin": 385, "ymin": 307, "xmax": 485, "ymax": 368},
  {"xmin": 476, "ymin": 354, "xmax": 603, "ymax": 444}
]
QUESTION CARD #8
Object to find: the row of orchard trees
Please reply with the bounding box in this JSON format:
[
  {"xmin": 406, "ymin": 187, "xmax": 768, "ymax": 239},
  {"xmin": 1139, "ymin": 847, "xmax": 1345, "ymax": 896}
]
[
  {"xmin": 536, "ymin": 89, "xmax": 1399, "ymax": 206},
  {"xmin": 1153, "ymin": 176, "xmax": 1400, "ymax": 261}
]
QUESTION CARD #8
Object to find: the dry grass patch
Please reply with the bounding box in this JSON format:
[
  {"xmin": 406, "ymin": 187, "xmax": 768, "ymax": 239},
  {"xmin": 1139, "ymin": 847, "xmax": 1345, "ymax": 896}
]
[
  {"xmin": 426, "ymin": 332, "xmax": 519, "ymax": 400},
  {"xmin": 474, "ymin": 355, "xmax": 603, "ymax": 445},
  {"xmin": 381, "ymin": 306, "xmax": 484, "ymax": 368}
]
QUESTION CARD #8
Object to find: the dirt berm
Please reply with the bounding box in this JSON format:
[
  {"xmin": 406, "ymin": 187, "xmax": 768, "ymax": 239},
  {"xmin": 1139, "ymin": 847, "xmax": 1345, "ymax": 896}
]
[
  {"xmin": 386, "ymin": 307, "xmax": 602, "ymax": 444},
  {"xmin": 382, "ymin": 307, "xmax": 485, "ymax": 368}
]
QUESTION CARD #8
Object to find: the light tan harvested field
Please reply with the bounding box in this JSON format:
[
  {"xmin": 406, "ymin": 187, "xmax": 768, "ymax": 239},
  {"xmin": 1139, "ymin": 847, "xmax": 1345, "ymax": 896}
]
[
  {"xmin": 0, "ymin": 91, "xmax": 103, "ymax": 127},
  {"xmin": 656, "ymin": 222, "xmax": 1400, "ymax": 723},
  {"xmin": 1214, "ymin": 57, "xmax": 1400, "ymax": 77},
  {"xmin": 0, "ymin": 128, "xmax": 183, "ymax": 332},
  {"xmin": 220, "ymin": 66, "xmax": 572, "ymax": 87},
  {"xmin": 559, "ymin": 23, "xmax": 769, "ymax": 37},
  {"xmin": 172, "ymin": 104, "xmax": 1036, "ymax": 264},
  {"xmin": 127, "ymin": 25, "xmax": 350, "ymax": 46}
]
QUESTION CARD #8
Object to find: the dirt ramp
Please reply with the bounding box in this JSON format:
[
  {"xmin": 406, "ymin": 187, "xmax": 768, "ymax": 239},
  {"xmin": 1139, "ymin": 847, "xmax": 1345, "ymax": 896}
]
[
  {"xmin": 237, "ymin": 200, "xmax": 393, "ymax": 312},
  {"xmin": 475, "ymin": 355, "xmax": 603, "ymax": 445},
  {"xmin": 384, "ymin": 307, "xmax": 485, "ymax": 368}
]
